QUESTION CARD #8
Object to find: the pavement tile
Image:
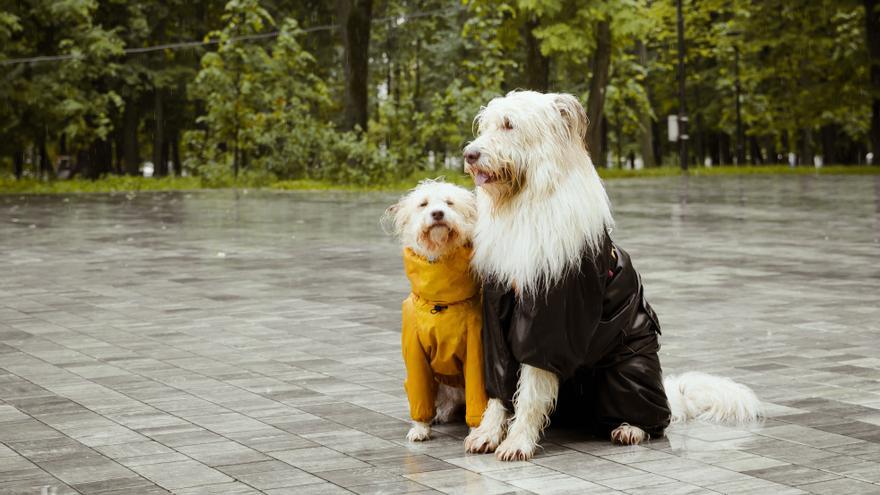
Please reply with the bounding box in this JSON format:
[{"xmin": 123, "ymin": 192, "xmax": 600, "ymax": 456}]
[
  {"xmin": 405, "ymin": 468, "xmax": 519, "ymax": 494},
  {"xmin": 128, "ymin": 460, "xmax": 233, "ymax": 490},
  {"xmin": 2, "ymin": 180, "xmax": 879, "ymax": 494}
]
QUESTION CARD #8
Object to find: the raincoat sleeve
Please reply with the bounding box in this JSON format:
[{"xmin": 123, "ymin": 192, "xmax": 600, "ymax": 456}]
[
  {"xmin": 401, "ymin": 296, "xmax": 437, "ymax": 423},
  {"xmin": 463, "ymin": 304, "xmax": 488, "ymax": 427}
]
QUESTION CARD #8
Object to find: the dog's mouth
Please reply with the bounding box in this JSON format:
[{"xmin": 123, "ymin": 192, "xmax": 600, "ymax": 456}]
[
  {"xmin": 474, "ymin": 171, "xmax": 496, "ymax": 186},
  {"xmin": 418, "ymin": 223, "xmax": 458, "ymax": 253},
  {"xmin": 466, "ymin": 165, "xmax": 499, "ymax": 187},
  {"xmin": 466, "ymin": 162, "xmax": 524, "ymax": 210}
]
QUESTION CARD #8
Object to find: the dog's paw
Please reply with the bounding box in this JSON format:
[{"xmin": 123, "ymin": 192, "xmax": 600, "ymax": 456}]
[
  {"xmin": 611, "ymin": 423, "xmax": 648, "ymax": 445},
  {"xmin": 464, "ymin": 426, "xmax": 503, "ymax": 453},
  {"xmin": 494, "ymin": 431, "xmax": 536, "ymax": 461},
  {"xmin": 407, "ymin": 422, "xmax": 431, "ymax": 442}
]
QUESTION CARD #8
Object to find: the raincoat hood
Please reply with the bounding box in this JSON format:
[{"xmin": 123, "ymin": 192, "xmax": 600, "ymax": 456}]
[{"xmin": 403, "ymin": 245, "xmax": 479, "ymax": 305}]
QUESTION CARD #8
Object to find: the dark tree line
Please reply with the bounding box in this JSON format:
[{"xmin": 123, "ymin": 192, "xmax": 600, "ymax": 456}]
[{"xmin": 1, "ymin": 0, "xmax": 877, "ymax": 184}]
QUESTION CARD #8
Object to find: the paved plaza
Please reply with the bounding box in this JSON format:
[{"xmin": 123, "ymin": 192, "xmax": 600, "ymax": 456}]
[{"xmin": 1, "ymin": 175, "xmax": 879, "ymax": 495}]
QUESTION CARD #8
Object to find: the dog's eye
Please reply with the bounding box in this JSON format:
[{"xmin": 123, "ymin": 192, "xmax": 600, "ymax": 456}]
[
  {"xmin": 419, "ymin": 200, "xmax": 428, "ymax": 208},
  {"xmin": 503, "ymin": 117, "xmax": 513, "ymax": 130},
  {"xmin": 446, "ymin": 200, "xmax": 454, "ymax": 206}
]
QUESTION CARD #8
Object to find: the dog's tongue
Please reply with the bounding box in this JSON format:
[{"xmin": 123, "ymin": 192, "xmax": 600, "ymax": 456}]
[{"xmin": 475, "ymin": 172, "xmax": 490, "ymax": 186}]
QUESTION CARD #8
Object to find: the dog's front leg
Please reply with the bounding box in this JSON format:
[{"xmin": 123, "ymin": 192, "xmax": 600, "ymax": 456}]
[
  {"xmin": 464, "ymin": 399, "xmax": 508, "ymax": 453},
  {"xmin": 495, "ymin": 364, "xmax": 559, "ymax": 461}
]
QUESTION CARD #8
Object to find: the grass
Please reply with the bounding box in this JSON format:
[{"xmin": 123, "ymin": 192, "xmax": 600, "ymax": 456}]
[
  {"xmin": 2, "ymin": 165, "xmax": 878, "ymax": 195},
  {"xmin": 0, "ymin": 175, "xmax": 204, "ymax": 195}
]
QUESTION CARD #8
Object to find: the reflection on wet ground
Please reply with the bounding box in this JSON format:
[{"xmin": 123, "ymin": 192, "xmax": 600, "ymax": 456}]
[{"xmin": 1, "ymin": 175, "xmax": 879, "ymax": 494}]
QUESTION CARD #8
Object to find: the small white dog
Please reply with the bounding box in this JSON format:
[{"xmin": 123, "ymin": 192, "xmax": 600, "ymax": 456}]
[
  {"xmin": 461, "ymin": 91, "xmax": 762, "ymax": 461},
  {"xmin": 385, "ymin": 180, "xmax": 489, "ymax": 442}
]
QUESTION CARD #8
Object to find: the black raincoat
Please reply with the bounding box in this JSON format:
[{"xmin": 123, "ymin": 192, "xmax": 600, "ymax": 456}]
[{"xmin": 481, "ymin": 235, "xmax": 671, "ymax": 437}]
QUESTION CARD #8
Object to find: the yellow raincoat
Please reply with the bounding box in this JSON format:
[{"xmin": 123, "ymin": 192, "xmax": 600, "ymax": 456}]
[{"xmin": 401, "ymin": 245, "xmax": 488, "ymax": 427}]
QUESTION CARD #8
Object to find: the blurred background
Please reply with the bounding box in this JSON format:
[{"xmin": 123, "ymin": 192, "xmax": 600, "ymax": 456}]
[{"xmin": 1, "ymin": 0, "xmax": 878, "ymax": 191}]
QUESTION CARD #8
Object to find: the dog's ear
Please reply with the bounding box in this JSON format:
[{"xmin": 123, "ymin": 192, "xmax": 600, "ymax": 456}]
[
  {"xmin": 380, "ymin": 202, "xmax": 403, "ymax": 236},
  {"xmin": 554, "ymin": 93, "xmax": 589, "ymax": 145}
]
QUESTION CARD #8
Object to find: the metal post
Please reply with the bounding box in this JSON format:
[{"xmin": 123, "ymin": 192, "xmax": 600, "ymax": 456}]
[
  {"xmin": 734, "ymin": 45, "xmax": 745, "ymax": 165},
  {"xmin": 676, "ymin": 0, "xmax": 688, "ymax": 170}
]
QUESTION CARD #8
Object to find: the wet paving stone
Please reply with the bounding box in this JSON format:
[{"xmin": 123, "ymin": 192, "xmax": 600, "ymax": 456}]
[{"xmin": 1, "ymin": 175, "xmax": 879, "ymax": 493}]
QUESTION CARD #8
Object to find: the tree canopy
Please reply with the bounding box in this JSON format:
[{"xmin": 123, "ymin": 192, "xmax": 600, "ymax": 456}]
[{"xmin": 0, "ymin": 0, "xmax": 875, "ymax": 183}]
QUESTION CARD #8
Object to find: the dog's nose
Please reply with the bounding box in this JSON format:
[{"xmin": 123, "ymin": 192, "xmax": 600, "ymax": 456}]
[
  {"xmin": 431, "ymin": 210, "xmax": 444, "ymax": 221},
  {"xmin": 464, "ymin": 149, "xmax": 481, "ymax": 165}
]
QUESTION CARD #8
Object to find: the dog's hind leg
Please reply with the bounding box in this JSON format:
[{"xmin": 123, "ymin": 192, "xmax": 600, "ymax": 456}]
[
  {"xmin": 433, "ymin": 384, "xmax": 465, "ymax": 424},
  {"xmin": 495, "ymin": 365, "xmax": 559, "ymax": 461},
  {"xmin": 611, "ymin": 423, "xmax": 648, "ymax": 445},
  {"xmin": 464, "ymin": 399, "xmax": 508, "ymax": 453}
]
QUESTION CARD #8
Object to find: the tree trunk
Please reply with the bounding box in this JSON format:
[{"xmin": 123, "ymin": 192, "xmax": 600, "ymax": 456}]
[
  {"xmin": 14, "ymin": 150, "xmax": 24, "ymax": 179},
  {"xmin": 86, "ymin": 139, "xmax": 113, "ymax": 179},
  {"xmin": 652, "ymin": 118, "xmax": 663, "ymax": 166},
  {"xmin": 113, "ymin": 127, "xmax": 123, "ymax": 175},
  {"xmin": 616, "ymin": 116, "xmax": 623, "ymax": 168},
  {"xmin": 37, "ymin": 130, "xmax": 51, "ymax": 179},
  {"xmin": 162, "ymin": 138, "xmax": 171, "ymax": 176},
  {"xmin": 153, "ymin": 89, "xmax": 167, "ymax": 176},
  {"xmin": 600, "ymin": 117, "xmax": 609, "ymax": 168},
  {"xmin": 694, "ymin": 85, "xmax": 704, "ymax": 167},
  {"xmin": 586, "ymin": 20, "xmax": 611, "ymax": 166},
  {"xmin": 233, "ymin": 115, "xmax": 240, "ymax": 178},
  {"xmin": 719, "ymin": 133, "xmax": 731, "ymax": 165},
  {"xmin": 76, "ymin": 149, "xmax": 90, "ymax": 179},
  {"xmin": 523, "ymin": 16, "xmax": 550, "ymax": 91},
  {"xmin": 865, "ymin": 0, "xmax": 880, "ymax": 161},
  {"xmin": 171, "ymin": 130, "xmax": 181, "ymax": 176},
  {"xmin": 782, "ymin": 131, "xmax": 792, "ymax": 164},
  {"xmin": 636, "ymin": 41, "xmax": 656, "ymax": 168},
  {"xmin": 799, "ymin": 129, "xmax": 813, "ymax": 166},
  {"xmin": 749, "ymin": 136, "xmax": 763, "ymax": 164},
  {"xmin": 123, "ymin": 98, "xmax": 141, "ymax": 175},
  {"xmin": 413, "ymin": 37, "xmax": 422, "ymax": 112},
  {"xmin": 820, "ymin": 124, "xmax": 838, "ymax": 164},
  {"xmin": 338, "ymin": 0, "xmax": 372, "ymax": 132},
  {"xmin": 385, "ymin": 19, "xmax": 394, "ymax": 112},
  {"xmin": 708, "ymin": 132, "xmax": 720, "ymax": 166}
]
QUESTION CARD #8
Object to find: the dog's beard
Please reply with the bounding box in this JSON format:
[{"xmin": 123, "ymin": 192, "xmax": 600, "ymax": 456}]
[
  {"xmin": 417, "ymin": 224, "xmax": 459, "ymax": 256},
  {"xmin": 467, "ymin": 160, "xmax": 524, "ymax": 210}
]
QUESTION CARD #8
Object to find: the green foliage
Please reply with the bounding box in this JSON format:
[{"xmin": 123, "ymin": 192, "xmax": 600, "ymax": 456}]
[
  {"xmin": 0, "ymin": 0, "xmax": 876, "ymax": 183},
  {"xmin": 0, "ymin": 175, "xmax": 204, "ymax": 194},
  {"xmin": 186, "ymin": 3, "xmax": 391, "ymax": 184},
  {"xmin": 0, "ymin": 0, "xmax": 124, "ymax": 157}
]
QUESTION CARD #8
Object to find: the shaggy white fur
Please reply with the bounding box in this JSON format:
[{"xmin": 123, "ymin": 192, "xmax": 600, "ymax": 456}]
[
  {"xmin": 406, "ymin": 421, "xmax": 431, "ymax": 442},
  {"xmin": 464, "ymin": 90, "xmax": 763, "ymax": 460},
  {"xmin": 495, "ymin": 365, "xmax": 559, "ymax": 461},
  {"xmin": 610, "ymin": 423, "xmax": 648, "ymax": 445},
  {"xmin": 665, "ymin": 371, "xmax": 764, "ymax": 424},
  {"xmin": 464, "ymin": 91, "xmax": 614, "ymax": 298},
  {"xmin": 433, "ymin": 383, "xmax": 465, "ymax": 424},
  {"xmin": 386, "ymin": 180, "xmax": 477, "ymax": 442},
  {"xmin": 385, "ymin": 179, "xmax": 476, "ymax": 261},
  {"xmin": 464, "ymin": 399, "xmax": 508, "ymax": 453}
]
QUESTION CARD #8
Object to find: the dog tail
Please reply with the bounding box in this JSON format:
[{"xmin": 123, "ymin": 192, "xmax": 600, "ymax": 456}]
[{"xmin": 664, "ymin": 371, "xmax": 763, "ymax": 425}]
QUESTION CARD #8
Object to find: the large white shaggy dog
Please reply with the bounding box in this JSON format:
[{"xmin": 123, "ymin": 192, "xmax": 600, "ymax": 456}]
[{"xmin": 461, "ymin": 90, "xmax": 762, "ymax": 461}]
